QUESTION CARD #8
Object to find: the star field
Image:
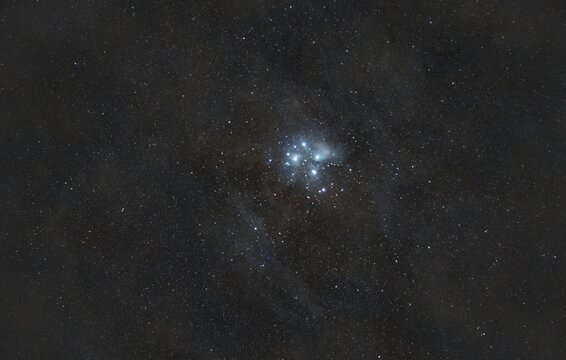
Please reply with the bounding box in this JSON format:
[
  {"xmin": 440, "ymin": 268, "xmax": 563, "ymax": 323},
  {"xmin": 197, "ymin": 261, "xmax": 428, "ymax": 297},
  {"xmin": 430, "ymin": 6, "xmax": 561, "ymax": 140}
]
[{"xmin": 1, "ymin": 1, "xmax": 566, "ymax": 359}]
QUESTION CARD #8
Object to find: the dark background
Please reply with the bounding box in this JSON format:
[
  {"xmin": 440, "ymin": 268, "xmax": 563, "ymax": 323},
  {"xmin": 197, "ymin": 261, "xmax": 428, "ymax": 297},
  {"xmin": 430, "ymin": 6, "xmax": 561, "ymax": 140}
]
[{"xmin": 1, "ymin": 0, "xmax": 565, "ymax": 359}]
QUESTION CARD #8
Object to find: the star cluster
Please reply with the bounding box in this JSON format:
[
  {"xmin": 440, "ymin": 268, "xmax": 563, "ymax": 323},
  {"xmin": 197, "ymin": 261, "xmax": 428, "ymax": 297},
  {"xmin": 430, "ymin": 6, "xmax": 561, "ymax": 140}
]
[{"xmin": 278, "ymin": 137, "xmax": 340, "ymax": 194}]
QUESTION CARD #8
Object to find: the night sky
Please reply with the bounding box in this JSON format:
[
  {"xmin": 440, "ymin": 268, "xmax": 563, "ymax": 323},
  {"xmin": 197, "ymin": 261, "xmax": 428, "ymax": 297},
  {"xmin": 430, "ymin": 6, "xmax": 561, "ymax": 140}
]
[{"xmin": 2, "ymin": 1, "xmax": 566, "ymax": 359}]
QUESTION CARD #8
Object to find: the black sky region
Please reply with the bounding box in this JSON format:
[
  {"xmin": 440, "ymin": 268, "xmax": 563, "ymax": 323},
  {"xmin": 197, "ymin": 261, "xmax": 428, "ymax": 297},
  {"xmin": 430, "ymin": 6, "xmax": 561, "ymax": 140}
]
[{"xmin": 1, "ymin": 1, "xmax": 566, "ymax": 359}]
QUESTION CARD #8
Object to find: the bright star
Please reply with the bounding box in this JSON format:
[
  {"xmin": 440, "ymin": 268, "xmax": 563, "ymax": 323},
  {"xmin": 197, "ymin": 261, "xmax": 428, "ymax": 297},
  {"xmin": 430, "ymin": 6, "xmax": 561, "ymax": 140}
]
[{"xmin": 311, "ymin": 169, "xmax": 317, "ymax": 175}]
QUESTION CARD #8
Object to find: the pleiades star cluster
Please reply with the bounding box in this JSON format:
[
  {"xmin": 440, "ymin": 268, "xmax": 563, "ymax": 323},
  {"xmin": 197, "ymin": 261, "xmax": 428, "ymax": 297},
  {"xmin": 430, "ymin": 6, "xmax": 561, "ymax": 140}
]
[
  {"xmin": 1, "ymin": 1, "xmax": 565, "ymax": 359},
  {"xmin": 276, "ymin": 136, "xmax": 341, "ymax": 194}
]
